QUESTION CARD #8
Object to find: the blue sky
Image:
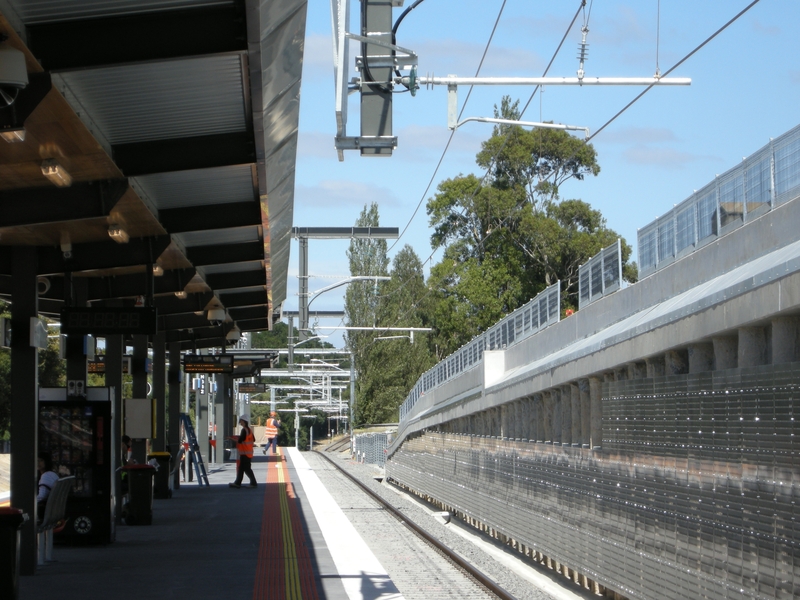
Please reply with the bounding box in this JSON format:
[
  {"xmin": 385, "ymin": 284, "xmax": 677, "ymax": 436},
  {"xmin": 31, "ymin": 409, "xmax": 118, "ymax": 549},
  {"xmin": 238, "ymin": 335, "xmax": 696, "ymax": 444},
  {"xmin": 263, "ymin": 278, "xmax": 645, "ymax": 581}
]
[{"xmin": 286, "ymin": 0, "xmax": 798, "ymax": 347}]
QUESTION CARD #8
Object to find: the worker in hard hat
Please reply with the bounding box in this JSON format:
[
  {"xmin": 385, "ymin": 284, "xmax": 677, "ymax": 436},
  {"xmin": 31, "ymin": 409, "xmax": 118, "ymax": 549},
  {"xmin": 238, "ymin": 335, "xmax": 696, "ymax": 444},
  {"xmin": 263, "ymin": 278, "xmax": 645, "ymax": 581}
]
[{"xmin": 263, "ymin": 411, "xmax": 280, "ymax": 455}]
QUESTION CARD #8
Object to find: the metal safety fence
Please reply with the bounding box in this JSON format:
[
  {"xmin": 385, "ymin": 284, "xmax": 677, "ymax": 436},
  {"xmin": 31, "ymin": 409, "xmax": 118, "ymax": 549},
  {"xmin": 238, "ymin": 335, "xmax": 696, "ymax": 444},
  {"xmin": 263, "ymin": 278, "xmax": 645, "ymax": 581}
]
[
  {"xmin": 578, "ymin": 238, "xmax": 622, "ymax": 309},
  {"xmin": 352, "ymin": 432, "xmax": 391, "ymax": 467},
  {"xmin": 638, "ymin": 123, "xmax": 800, "ymax": 278},
  {"xmin": 388, "ymin": 362, "xmax": 800, "ymax": 600},
  {"xmin": 399, "ymin": 282, "xmax": 560, "ymax": 421}
]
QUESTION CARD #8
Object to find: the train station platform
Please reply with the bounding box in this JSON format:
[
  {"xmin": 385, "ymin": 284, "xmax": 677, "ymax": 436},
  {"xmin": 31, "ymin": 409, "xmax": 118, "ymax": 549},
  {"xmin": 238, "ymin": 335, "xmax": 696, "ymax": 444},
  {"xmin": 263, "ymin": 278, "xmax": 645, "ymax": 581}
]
[{"xmin": 18, "ymin": 448, "xmax": 403, "ymax": 600}]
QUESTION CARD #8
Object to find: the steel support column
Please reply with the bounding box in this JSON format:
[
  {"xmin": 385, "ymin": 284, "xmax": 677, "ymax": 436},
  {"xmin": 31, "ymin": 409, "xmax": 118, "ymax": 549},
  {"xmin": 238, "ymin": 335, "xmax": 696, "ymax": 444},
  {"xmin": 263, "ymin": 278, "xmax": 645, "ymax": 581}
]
[
  {"xmin": 168, "ymin": 342, "xmax": 182, "ymax": 489},
  {"xmin": 105, "ymin": 334, "xmax": 124, "ymax": 522},
  {"xmin": 152, "ymin": 332, "xmax": 166, "ymax": 451},
  {"xmin": 131, "ymin": 335, "xmax": 149, "ymax": 464},
  {"xmin": 10, "ymin": 247, "xmax": 38, "ymax": 575},
  {"xmin": 298, "ymin": 237, "xmax": 308, "ymax": 341}
]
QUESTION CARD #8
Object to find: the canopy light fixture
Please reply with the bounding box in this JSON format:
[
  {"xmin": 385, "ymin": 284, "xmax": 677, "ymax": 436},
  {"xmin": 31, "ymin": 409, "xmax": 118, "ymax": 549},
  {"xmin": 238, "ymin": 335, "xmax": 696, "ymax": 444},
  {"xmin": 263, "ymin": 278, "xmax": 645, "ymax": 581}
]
[
  {"xmin": 41, "ymin": 159, "xmax": 72, "ymax": 187},
  {"xmin": 1, "ymin": 128, "xmax": 25, "ymax": 143},
  {"xmin": 174, "ymin": 291, "xmax": 188, "ymax": 299},
  {"xmin": 207, "ymin": 308, "xmax": 226, "ymax": 324},
  {"xmin": 152, "ymin": 264, "xmax": 164, "ymax": 276},
  {"xmin": 107, "ymin": 224, "xmax": 129, "ymax": 244}
]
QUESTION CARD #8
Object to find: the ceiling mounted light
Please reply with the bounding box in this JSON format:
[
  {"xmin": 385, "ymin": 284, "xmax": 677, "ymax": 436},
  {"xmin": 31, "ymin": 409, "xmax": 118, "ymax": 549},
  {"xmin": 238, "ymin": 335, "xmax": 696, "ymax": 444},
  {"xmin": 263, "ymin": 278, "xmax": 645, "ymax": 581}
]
[
  {"xmin": 41, "ymin": 158, "xmax": 72, "ymax": 187},
  {"xmin": 174, "ymin": 291, "xmax": 188, "ymax": 299},
  {"xmin": 107, "ymin": 224, "xmax": 129, "ymax": 244},
  {"xmin": 152, "ymin": 264, "xmax": 164, "ymax": 276},
  {"xmin": 207, "ymin": 308, "xmax": 225, "ymax": 325},
  {"xmin": 1, "ymin": 128, "xmax": 25, "ymax": 143}
]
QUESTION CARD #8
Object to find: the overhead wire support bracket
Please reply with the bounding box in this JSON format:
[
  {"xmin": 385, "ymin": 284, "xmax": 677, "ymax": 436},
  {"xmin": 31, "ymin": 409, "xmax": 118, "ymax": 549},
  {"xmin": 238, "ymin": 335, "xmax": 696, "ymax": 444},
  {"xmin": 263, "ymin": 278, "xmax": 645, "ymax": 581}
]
[
  {"xmin": 348, "ymin": 33, "xmax": 418, "ymax": 70},
  {"xmin": 454, "ymin": 117, "xmax": 589, "ymax": 140},
  {"xmin": 397, "ymin": 74, "xmax": 691, "ymax": 136}
]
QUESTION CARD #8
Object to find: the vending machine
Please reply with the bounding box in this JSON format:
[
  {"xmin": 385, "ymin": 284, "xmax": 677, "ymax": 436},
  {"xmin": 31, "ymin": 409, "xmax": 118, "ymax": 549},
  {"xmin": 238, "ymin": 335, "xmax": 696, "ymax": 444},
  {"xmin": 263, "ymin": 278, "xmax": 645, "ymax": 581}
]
[{"xmin": 38, "ymin": 387, "xmax": 115, "ymax": 544}]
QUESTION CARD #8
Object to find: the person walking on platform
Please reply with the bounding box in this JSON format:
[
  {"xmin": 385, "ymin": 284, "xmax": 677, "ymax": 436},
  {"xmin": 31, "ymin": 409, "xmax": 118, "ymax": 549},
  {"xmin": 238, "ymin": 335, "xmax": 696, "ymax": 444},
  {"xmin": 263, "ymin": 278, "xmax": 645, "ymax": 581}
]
[
  {"xmin": 229, "ymin": 417, "xmax": 257, "ymax": 488},
  {"xmin": 263, "ymin": 411, "xmax": 280, "ymax": 455}
]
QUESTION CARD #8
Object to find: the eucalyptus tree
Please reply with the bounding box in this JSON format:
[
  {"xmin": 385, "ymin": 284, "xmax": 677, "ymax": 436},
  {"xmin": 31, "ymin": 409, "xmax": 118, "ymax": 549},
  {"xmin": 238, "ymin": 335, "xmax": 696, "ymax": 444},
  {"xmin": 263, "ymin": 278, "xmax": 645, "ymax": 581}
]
[
  {"xmin": 357, "ymin": 245, "xmax": 435, "ymax": 423},
  {"xmin": 426, "ymin": 96, "xmax": 635, "ymax": 356}
]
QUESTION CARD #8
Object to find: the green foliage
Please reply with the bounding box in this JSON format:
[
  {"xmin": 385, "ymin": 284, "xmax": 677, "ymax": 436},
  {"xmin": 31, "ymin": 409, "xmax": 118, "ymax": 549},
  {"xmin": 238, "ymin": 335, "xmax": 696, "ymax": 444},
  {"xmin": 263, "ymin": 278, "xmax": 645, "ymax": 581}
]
[
  {"xmin": 0, "ymin": 349, "xmax": 9, "ymax": 439},
  {"xmin": 425, "ymin": 95, "xmax": 633, "ymax": 356},
  {"xmin": 39, "ymin": 329, "xmax": 65, "ymax": 388},
  {"xmin": 0, "ymin": 302, "xmax": 65, "ymax": 437},
  {"xmin": 345, "ymin": 207, "xmax": 435, "ymax": 425},
  {"xmin": 355, "ymin": 246, "xmax": 435, "ymax": 424},
  {"xmin": 476, "ymin": 96, "xmax": 601, "ymax": 212},
  {"xmin": 344, "ymin": 203, "xmax": 389, "ymax": 424}
]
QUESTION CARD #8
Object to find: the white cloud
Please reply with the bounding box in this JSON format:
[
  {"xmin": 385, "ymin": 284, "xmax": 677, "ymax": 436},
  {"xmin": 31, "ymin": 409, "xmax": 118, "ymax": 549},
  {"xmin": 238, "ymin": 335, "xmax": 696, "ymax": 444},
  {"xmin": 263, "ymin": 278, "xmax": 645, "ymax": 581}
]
[
  {"xmin": 752, "ymin": 19, "xmax": 780, "ymax": 37},
  {"xmin": 298, "ymin": 130, "xmax": 340, "ymax": 160},
  {"xmin": 621, "ymin": 145, "xmax": 717, "ymax": 168},
  {"xmin": 409, "ymin": 38, "xmax": 546, "ymax": 77},
  {"xmin": 594, "ymin": 6, "xmax": 650, "ymax": 46},
  {"xmin": 599, "ymin": 127, "xmax": 679, "ymax": 145},
  {"xmin": 295, "ymin": 180, "xmax": 403, "ymax": 210},
  {"xmin": 391, "ymin": 124, "xmax": 484, "ymax": 159}
]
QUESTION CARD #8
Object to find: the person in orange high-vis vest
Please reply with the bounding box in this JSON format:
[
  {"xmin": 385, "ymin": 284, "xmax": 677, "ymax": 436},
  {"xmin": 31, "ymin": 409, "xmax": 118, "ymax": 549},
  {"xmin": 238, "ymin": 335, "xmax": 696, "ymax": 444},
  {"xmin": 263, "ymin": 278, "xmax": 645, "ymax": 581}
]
[
  {"xmin": 229, "ymin": 417, "xmax": 257, "ymax": 488},
  {"xmin": 263, "ymin": 411, "xmax": 280, "ymax": 455}
]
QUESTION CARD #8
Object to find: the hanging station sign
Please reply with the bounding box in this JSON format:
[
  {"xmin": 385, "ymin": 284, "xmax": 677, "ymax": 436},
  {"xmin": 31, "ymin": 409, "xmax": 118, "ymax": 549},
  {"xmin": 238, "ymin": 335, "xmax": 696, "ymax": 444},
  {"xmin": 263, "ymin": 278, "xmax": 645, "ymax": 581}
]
[
  {"xmin": 183, "ymin": 354, "xmax": 234, "ymax": 374},
  {"xmin": 60, "ymin": 307, "xmax": 158, "ymax": 335},
  {"xmin": 87, "ymin": 355, "xmax": 132, "ymax": 374},
  {"xmin": 237, "ymin": 383, "xmax": 268, "ymax": 393}
]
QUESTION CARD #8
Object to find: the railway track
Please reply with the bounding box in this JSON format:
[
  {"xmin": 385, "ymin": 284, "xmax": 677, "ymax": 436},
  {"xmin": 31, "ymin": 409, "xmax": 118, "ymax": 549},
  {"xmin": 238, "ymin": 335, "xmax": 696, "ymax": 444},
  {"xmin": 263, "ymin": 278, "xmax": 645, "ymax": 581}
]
[{"xmin": 315, "ymin": 450, "xmax": 517, "ymax": 600}]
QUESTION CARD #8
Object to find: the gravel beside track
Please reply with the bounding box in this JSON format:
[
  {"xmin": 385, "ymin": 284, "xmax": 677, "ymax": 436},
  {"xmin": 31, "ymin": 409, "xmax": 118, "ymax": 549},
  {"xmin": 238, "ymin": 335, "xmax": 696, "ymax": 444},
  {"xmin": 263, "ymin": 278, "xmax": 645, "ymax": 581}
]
[
  {"xmin": 305, "ymin": 450, "xmax": 494, "ymax": 600},
  {"xmin": 308, "ymin": 449, "xmax": 586, "ymax": 600}
]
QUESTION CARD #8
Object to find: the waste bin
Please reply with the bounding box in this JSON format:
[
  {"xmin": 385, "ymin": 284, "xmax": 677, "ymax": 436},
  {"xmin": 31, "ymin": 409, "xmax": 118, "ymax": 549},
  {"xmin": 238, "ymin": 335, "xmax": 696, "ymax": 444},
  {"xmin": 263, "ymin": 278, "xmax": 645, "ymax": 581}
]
[
  {"xmin": 147, "ymin": 452, "xmax": 173, "ymax": 499},
  {"xmin": 121, "ymin": 464, "xmax": 155, "ymax": 525},
  {"xmin": 0, "ymin": 507, "xmax": 28, "ymax": 600}
]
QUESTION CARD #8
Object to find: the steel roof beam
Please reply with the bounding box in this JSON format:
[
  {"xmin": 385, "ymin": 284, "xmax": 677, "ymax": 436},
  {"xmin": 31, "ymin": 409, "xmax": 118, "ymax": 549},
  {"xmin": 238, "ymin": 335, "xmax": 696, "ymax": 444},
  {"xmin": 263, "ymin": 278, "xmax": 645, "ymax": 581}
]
[
  {"xmin": 158, "ymin": 201, "xmax": 261, "ymax": 233},
  {"xmin": 204, "ymin": 269, "xmax": 265, "ymax": 291},
  {"xmin": 229, "ymin": 305, "xmax": 268, "ymax": 322},
  {"xmin": 219, "ymin": 290, "xmax": 269, "ymax": 308},
  {"xmin": 0, "ymin": 180, "xmax": 128, "ymax": 227},
  {"xmin": 186, "ymin": 241, "xmax": 263, "ymax": 267},
  {"xmin": 0, "ymin": 235, "xmax": 171, "ymax": 276},
  {"xmin": 113, "ymin": 132, "xmax": 256, "ymax": 177},
  {"xmin": 159, "ymin": 312, "xmax": 214, "ymax": 332},
  {"xmin": 26, "ymin": 4, "xmax": 248, "ymax": 72}
]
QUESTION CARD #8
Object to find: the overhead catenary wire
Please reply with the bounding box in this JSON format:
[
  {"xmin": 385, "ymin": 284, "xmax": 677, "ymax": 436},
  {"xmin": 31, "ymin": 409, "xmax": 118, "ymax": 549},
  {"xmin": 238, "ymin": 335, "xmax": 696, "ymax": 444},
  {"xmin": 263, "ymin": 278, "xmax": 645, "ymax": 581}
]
[
  {"xmin": 360, "ymin": 2, "xmax": 586, "ymax": 347},
  {"xmin": 589, "ymin": 0, "xmax": 762, "ymax": 141},
  {"xmin": 355, "ymin": 0, "xmax": 766, "ymax": 360},
  {"xmin": 388, "ymin": 0, "xmax": 511, "ymax": 254}
]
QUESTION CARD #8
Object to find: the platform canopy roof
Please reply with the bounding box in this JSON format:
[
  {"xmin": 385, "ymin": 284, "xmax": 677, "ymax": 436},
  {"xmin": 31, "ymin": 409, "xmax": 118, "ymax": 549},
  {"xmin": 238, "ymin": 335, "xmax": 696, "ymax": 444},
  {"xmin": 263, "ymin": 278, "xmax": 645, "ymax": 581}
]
[{"xmin": 0, "ymin": 0, "xmax": 307, "ymax": 349}]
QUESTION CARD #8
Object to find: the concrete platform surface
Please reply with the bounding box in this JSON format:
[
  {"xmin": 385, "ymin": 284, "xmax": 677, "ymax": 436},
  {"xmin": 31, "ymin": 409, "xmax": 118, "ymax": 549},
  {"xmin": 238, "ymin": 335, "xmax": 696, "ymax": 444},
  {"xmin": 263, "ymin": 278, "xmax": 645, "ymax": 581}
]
[{"xmin": 17, "ymin": 450, "xmax": 368, "ymax": 600}]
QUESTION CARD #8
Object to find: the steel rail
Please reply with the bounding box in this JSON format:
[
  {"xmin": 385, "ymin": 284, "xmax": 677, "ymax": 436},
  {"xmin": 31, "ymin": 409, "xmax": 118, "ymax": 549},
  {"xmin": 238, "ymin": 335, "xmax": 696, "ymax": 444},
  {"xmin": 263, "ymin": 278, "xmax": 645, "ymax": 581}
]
[{"xmin": 315, "ymin": 450, "xmax": 517, "ymax": 600}]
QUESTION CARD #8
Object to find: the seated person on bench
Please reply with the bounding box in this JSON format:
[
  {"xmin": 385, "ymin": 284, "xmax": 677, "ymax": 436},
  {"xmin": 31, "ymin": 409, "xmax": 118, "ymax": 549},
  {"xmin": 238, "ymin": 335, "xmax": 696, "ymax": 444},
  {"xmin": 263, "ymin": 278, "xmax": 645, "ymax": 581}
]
[{"xmin": 37, "ymin": 451, "xmax": 59, "ymax": 520}]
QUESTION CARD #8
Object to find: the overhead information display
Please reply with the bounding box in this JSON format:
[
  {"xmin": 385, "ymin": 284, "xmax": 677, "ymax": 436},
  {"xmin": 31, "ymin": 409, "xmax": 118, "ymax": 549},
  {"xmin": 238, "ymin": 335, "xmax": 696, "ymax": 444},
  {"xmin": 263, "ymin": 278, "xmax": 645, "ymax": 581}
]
[
  {"xmin": 61, "ymin": 307, "xmax": 158, "ymax": 335},
  {"xmin": 183, "ymin": 354, "xmax": 234, "ymax": 373},
  {"xmin": 237, "ymin": 383, "xmax": 268, "ymax": 393},
  {"xmin": 88, "ymin": 356, "xmax": 132, "ymax": 374}
]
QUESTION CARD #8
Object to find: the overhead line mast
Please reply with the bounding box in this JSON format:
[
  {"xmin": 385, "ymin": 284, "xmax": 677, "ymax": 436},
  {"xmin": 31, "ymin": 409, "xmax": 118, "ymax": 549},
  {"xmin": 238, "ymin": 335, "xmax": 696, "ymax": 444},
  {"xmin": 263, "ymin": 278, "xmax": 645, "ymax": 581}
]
[{"xmin": 330, "ymin": 0, "xmax": 691, "ymax": 159}]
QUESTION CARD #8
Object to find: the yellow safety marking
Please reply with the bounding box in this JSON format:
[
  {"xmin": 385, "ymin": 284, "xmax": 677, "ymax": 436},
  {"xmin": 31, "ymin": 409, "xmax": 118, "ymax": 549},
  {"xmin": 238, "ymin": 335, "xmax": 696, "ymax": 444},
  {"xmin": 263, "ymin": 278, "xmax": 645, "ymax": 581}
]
[{"xmin": 277, "ymin": 459, "xmax": 303, "ymax": 600}]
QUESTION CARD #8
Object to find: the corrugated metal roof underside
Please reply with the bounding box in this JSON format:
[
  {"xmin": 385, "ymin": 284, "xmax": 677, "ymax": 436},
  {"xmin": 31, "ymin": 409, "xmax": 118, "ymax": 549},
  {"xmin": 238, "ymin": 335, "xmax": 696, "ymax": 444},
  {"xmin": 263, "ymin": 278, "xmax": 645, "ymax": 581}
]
[
  {"xmin": 248, "ymin": 0, "xmax": 307, "ymax": 309},
  {"xmin": 5, "ymin": 0, "xmax": 309, "ymax": 324},
  {"xmin": 8, "ymin": 0, "xmax": 231, "ymax": 24},
  {"xmin": 200, "ymin": 261, "xmax": 263, "ymax": 276},
  {"xmin": 132, "ymin": 165, "xmax": 255, "ymax": 210},
  {"xmin": 175, "ymin": 226, "xmax": 261, "ymax": 249},
  {"xmin": 55, "ymin": 54, "xmax": 247, "ymax": 144}
]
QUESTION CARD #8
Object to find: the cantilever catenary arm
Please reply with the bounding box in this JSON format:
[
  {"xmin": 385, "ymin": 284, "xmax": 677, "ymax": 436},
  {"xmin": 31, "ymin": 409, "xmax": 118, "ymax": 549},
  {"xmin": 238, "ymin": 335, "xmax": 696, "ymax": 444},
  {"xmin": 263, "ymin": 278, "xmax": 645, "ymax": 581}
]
[{"xmin": 454, "ymin": 117, "xmax": 589, "ymax": 139}]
